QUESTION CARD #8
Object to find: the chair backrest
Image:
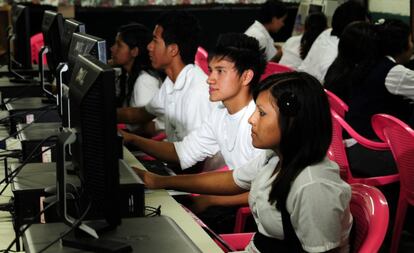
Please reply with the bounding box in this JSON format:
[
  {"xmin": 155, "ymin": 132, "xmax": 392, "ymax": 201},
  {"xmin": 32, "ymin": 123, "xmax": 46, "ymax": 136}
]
[
  {"xmin": 325, "ymin": 89, "xmax": 349, "ymax": 118},
  {"xmin": 350, "ymin": 183, "xmax": 389, "ymax": 253},
  {"xmin": 30, "ymin": 32, "xmax": 47, "ymax": 65},
  {"xmin": 328, "ymin": 109, "xmax": 390, "ymax": 184},
  {"xmin": 372, "ymin": 114, "xmax": 414, "ymax": 202},
  {"xmin": 195, "ymin": 46, "xmax": 209, "ymax": 74},
  {"xmin": 260, "ymin": 62, "xmax": 292, "ymax": 81}
]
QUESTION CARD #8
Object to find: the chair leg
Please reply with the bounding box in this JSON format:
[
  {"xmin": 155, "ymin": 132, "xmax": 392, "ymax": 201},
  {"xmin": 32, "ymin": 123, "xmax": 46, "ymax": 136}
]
[{"xmin": 390, "ymin": 197, "xmax": 408, "ymax": 253}]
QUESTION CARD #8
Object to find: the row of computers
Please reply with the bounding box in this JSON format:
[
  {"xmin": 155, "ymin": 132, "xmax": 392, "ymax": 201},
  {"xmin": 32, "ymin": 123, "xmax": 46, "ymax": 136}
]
[{"xmin": 1, "ymin": 4, "xmax": 149, "ymax": 253}]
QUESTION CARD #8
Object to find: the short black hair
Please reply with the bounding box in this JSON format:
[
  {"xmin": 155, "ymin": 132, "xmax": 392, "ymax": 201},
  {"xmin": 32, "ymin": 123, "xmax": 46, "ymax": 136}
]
[
  {"xmin": 376, "ymin": 19, "xmax": 411, "ymax": 58},
  {"xmin": 156, "ymin": 10, "xmax": 201, "ymax": 65},
  {"xmin": 258, "ymin": 0, "xmax": 288, "ymax": 24},
  {"xmin": 331, "ymin": 1, "xmax": 367, "ymax": 37},
  {"xmin": 209, "ymin": 33, "xmax": 266, "ymax": 90}
]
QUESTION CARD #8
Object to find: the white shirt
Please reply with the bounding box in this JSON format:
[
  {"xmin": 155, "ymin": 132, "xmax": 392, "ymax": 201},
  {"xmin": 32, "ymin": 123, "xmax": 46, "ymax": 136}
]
[
  {"xmin": 384, "ymin": 56, "xmax": 414, "ymax": 101},
  {"xmin": 126, "ymin": 71, "xmax": 163, "ymax": 132},
  {"xmin": 234, "ymin": 152, "xmax": 352, "ymax": 253},
  {"xmin": 279, "ymin": 35, "xmax": 302, "ymax": 69},
  {"xmin": 245, "ymin": 20, "xmax": 277, "ymax": 61},
  {"xmin": 145, "ymin": 64, "xmax": 216, "ymax": 142},
  {"xmin": 174, "ymin": 100, "xmax": 265, "ymax": 170},
  {"xmin": 299, "ymin": 29, "xmax": 339, "ymax": 83}
]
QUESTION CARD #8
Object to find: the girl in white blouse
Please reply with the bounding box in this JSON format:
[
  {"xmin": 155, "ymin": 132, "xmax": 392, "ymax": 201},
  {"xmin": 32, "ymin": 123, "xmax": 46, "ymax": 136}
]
[{"xmin": 136, "ymin": 72, "xmax": 352, "ymax": 252}]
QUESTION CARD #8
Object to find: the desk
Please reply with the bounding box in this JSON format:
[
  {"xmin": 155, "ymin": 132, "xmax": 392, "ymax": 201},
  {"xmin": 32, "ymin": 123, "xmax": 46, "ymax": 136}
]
[{"xmin": 20, "ymin": 148, "xmax": 223, "ymax": 253}]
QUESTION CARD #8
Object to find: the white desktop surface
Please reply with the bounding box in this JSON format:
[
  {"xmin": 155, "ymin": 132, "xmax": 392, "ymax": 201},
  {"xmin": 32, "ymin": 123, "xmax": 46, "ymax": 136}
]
[{"xmin": 123, "ymin": 148, "xmax": 224, "ymax": 253}]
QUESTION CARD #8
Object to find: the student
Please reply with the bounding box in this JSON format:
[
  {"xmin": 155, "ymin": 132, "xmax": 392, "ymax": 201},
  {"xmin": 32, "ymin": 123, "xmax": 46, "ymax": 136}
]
[
  {"xmin": 117, "ymin": 11, "xmax": 215, "ymax": 142},
  {"xmin": 245, "ymin": 0, "xmax": 287, "ymax": 62},
  {"xmin": 110, "ymin": 23, "xmax": 162, "ymax": 134},
  {"xmin": 279, "ymin": 12, "xmax": 327, "ymax": 69},
  {"xmin": 136, "ymin": 72, "xmax": 352, "ymax": 253},
  {"xmin": 298, "ymin": 1, "xmax": 367, "ymax": 83}
]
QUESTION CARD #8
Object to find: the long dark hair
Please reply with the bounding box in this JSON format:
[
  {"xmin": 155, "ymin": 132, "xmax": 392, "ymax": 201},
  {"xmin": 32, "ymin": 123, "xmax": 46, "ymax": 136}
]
[
  {"xmin": 324, "ymin": 22, "xmax": 381, "ymax": 102},
  {"xmin": 117, "ymin": 23, "xmax": 157, "ymax": 106},
  {"xmin": 300, "ymin": 12, "xmax": 327, "ymax": 59},
  {"xmin": 253, "ymin": 72, "xmax": 332, "ymax": 210}
]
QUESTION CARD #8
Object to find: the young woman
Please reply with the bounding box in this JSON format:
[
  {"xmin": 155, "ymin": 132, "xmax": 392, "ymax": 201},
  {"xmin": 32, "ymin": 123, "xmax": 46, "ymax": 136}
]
[
  {"xmin": 136, "ymin": 72, "xmax": 352, "ymax": 253},
  {"xmin": 110, "ymin": 23, "xmax": 161, "ymax": 108}
]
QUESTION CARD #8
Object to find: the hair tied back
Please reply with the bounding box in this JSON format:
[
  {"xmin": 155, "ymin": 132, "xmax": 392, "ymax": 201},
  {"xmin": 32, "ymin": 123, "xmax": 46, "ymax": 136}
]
[{"xmin": 277, "ymin": 92, "xmax": 300, "ymax": 116}]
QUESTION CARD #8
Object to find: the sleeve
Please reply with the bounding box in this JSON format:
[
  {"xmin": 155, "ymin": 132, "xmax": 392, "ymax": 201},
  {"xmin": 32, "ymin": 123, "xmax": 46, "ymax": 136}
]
[
  {"xmin": 131, "ymin": 73, "xmax": 161, "ymax": 107},
  {"xmin": 173, "ymin": 111, "xmax": 220, "ymax": 169},
  {"xmin": 289, "ymin": 181, "xmax": 351, "ymax": 252},
  {"xmin": 385, "ymin": 65, "xmax": 414, "ymax": 101},
  {"xmin": 145, "ymin": 81, "xmax": 166, "ymax": 117},
  {"xmin": 233, "ymin": 151, "xmax": 275, "ymax": 190}
]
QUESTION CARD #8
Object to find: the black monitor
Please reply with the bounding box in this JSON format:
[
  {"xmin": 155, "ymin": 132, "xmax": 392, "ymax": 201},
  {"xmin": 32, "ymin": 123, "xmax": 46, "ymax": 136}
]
[
  {"xmin": 11, "ymin": 4, "xmax": 31, "ymax": 69},
  {"xmin": 41, "ymin": 10, "xmax": 64, "ymax": 77},
  {"xmin": 61, "ymin": 19, "xmax": 86, "ymax": 62},
  {"xmin": 56, "ymin": 54, "xmax": 125, "ymax": 251}
]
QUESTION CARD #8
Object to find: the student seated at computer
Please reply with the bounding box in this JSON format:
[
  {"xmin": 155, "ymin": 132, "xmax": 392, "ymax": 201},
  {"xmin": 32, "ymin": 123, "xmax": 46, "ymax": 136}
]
[
  {"xmin": 244, "ymin": 0, "xmax": 287, "ymax": 62},
  {"xmin": 110, "ymin": 23, "xmax": 163, "ymax": 136},
  {"xmin": 279, "ymin": 12, "xmax": 327, "ymax": 69},
  {"xmin": 298, "ymin": 1, "xmax": 367, "ymax": 83},
  {"xmin": 136, "ymin": 72, "xmax": 352, "ymax": 253},
  {"xmin": 117, "ymin": 11, "xmax": 216, "ymax": 142},
  {"xmin": 121, "ymin": 33, "xmax": 267, "ymax": 232}
]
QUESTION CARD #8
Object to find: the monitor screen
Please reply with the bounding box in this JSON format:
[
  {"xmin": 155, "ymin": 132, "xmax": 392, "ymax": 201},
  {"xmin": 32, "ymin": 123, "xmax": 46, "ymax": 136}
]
[
  {"xmin": 68, "ymin": 54, "xmax": 120, "ymax": 228},
  {"xmin": 41, "ymin": 10, "xmax": 64, "ymax": 77},
  {"xmin": 11, "ymin": 4, "xmax": 31, "ymax": 69},
  {"xmin": 62, "ymin": 19, "xmax": 86, "ymax": 62}
]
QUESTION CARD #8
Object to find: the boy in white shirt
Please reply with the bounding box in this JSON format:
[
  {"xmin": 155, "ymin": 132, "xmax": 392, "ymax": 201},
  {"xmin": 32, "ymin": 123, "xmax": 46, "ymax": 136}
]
[
  {"xmin": 122, "ymin": 33, "xmax": 267, "ymax": 232},
  {"xmin": 117, "ymin": 11, "xmax": 215, "ymax": 142}
]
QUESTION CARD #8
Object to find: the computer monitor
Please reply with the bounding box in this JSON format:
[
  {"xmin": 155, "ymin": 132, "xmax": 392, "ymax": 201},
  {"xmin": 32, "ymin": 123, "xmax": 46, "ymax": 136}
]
[
  {"xmin": 61, "ymin": 19, "xmax": 86, "ymax": 62},
  {"xmin": 11, "ymin": 4, "xmax": 31, "ymax": 69},
  {"xmin": 41, "ymin": 10, "xmax": 64, "ymax": 78}
]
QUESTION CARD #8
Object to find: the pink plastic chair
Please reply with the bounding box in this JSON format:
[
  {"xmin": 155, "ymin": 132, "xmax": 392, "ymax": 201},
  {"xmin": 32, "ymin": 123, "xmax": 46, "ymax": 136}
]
[
  {"xmin": 219, "ymin": 183, "xmax": 389, "ymax": 253},
  {"xmin": 260, "ymin": 62, "xmax": 293, "ymax": 81},
  {"xmin": 371, "ymin": 114, "xmax": 414, "ymax": 253},
  {"xmin": 30, "ymin": 33, "xmax": 47, "ymax": 65},
  {"xmin": 325, "ymin": 89, "xmax": 349, "ymax": 118},
  {"xmin": 195, "ymin": 46, "xmax": 209, "ymax": 74},
  {"xmin": 328, "ymin": 109, "xmax": 399, "ymax": 186}
]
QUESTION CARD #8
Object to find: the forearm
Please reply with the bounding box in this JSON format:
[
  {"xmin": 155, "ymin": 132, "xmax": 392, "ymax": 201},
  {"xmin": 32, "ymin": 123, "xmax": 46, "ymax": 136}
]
[
  {"xmin": 130, "ymin": 135, "xmax": 179, "ymax": 163},
  {"xmin": 203, "ymin": 192, "xmax": 249, "ymax": 207},
  {"xmin": 117, "ymin": 107, "xmax": 155, "ymax": 124},
  {"xmin": 141, "ymin": 170, "xmax": 245, "ymax": 195}
]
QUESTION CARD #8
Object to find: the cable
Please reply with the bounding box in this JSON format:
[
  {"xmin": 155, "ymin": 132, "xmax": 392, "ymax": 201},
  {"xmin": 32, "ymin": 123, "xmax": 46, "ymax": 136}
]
[
  {"xmin": 37, "ymin": 202, "xmax": 92, "ymax": 253},
  {"xmin": 145, "ymin": 205, "xmax": 162, "ymax": 217},
  {"xmin": 1, "ymin": 200, "xmax": 58, "ymax": 253},
  {"xmin": 0, "ymin": 135, "xmax": 57, "ymax": 195}
]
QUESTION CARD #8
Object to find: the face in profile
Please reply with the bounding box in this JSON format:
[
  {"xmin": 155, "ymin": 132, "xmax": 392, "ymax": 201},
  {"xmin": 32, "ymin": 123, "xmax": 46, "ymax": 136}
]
[
  {"xmin": 147, "ymin": 25, "xmax": 173, "ymax": 70},
  {"xmin": 110, "ymin": 34, "xmax": 135, "ymax": 67},
  {"xmin": 207, "ymin": 57, "xmax": 245, "ymax": 103},
  {"xmin": 248, "ymin": 89, "xmax": 281, "ymax": 150},
  {"xmin": 269, "ymin": 15, "xmax": 287, "ymax": 33}
]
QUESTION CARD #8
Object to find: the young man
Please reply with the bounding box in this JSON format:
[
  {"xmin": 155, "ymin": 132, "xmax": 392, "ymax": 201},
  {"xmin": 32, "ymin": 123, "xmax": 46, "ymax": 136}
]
[
  {"xmin": 244, "ymin": 0, "xmax": 287, "ymax": 62},
  {"xmin": 117, "ymin": 11, "xmax": 215, "ymax": 142},
  {"xmin": 122, "ymin": 33, "xmax": 267, "ymax": 232}
]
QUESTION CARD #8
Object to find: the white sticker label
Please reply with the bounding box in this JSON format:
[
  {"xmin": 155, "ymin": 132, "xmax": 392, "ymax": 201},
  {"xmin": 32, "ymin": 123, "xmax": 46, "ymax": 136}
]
[
  {"xmin": 26, "ymin": 114, "xmax": 34, "ymax": 124},
  {"xmin": 41, "ymin": 146, "xmax": 52, "ymax": 163}
]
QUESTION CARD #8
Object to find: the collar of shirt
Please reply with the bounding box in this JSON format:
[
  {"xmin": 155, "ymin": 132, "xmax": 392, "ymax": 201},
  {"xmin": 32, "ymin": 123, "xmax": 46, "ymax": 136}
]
[
  {"xmin": 386, "ymin": 55, "xmax": 397, "ymax": 63},
  {"xmin": 165, "ymin": 64, "xmax": 194, "ymax": 94},
  {"xmin": 253, "ymin": 20, "xmax": 273, "ymax": 41}
]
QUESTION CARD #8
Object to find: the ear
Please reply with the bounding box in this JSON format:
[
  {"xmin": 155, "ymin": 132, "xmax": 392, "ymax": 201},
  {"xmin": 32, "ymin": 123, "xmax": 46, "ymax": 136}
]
[
  {"xmin": 130, "ymin": 47, "xmax": 139, "ymax": 58},
  {"xmin": 168, "ymin": 43, "xmax": 179, "ymax": 57},
  {"xmin": 241, "ymin": 69, "xmax": 254, "ymax": 87}
]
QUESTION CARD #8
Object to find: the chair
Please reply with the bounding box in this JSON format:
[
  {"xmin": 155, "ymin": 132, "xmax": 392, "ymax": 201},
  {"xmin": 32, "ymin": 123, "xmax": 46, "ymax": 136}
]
[
  {"xmin": 30, "ymin": 33, "xmax": 47, "ymax": 65},
  {"xmin": 328, "ymin": 109, "xmax": 399, "ymax": 186},
  {"xmin": 195, "ymin": 46, "xmax": 208, "ymax": 74},
  {"xmin": 219, "ymin": 183, "xmax": 389, "ymax": 253},
  {"xmin": 260, "ymin": 62, "xmax": 293, "ymax": 81},
  {"xmin": 371, "ymin": 114, "xmax": 414, "ymax": 253},
  {"xmin": 325, "ymin": 89, "xmax": 349, "ymax": 118}
]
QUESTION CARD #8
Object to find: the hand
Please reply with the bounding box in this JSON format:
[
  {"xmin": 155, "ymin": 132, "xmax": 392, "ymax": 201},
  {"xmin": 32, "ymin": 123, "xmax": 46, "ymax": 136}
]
[
  {"xmin": 119, "ymin": 129, "xmax": 135, "ymax": 144},
  {"xmin": 187, "ymin": 195, "xmax": 213, "ymax": 214},
  {"xmin": 133, "ymin": 166, "xmax": 162, "ymax": 189}
]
